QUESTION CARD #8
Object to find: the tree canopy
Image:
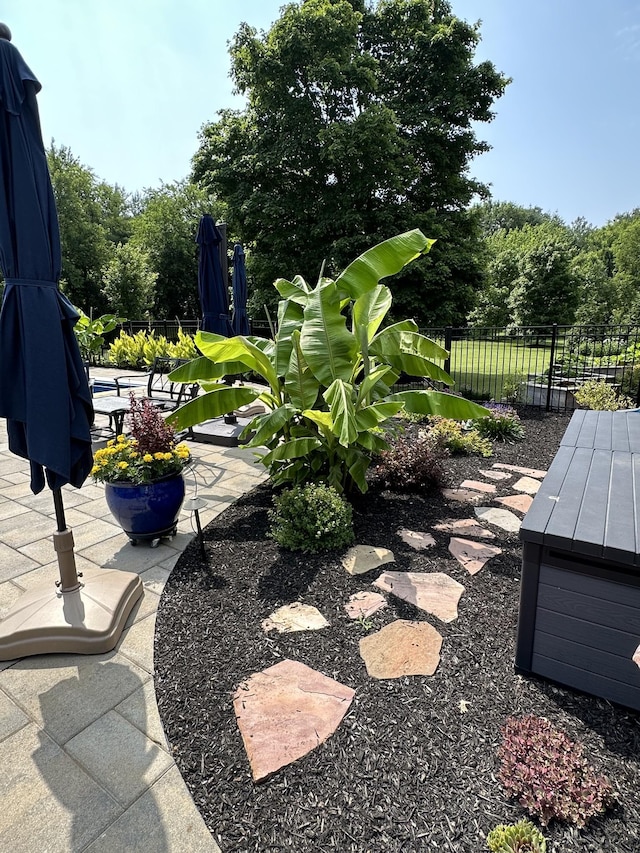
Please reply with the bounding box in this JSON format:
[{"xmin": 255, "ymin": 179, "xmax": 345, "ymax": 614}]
[{"xmin": 192, "ymin": 0, "xmax": 508, "ymax": 327}]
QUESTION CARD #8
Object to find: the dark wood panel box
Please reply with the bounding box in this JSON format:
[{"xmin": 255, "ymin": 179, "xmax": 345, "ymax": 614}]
[{"xmin": 516, "ymin": 410, "xmax": 640, "ymax": 711}]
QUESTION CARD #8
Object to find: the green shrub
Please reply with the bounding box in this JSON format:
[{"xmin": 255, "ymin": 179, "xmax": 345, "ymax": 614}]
[
  {"xmin": 424, "ymin": 416, "xmax": 493, "ymax": 457},
  {"xmin": 268, "ymin": 483, "xmax": 354, "ymax": 553},
  {"xmin": 167, "ymin": 328, "xmax": 198, "ymax": 360},
  {"xmin": 573, "ymin": 379, "xmax": 633, "ymax": 411},
  {"xmin": 500, "ymin": 370, "xmax": 526, "ymax": 404},
  {"xmin": 473, "ymin": 403, "xmax": 525, "ymax": 442},
  {"xmin": 486, "ymin": 819, "xmax": 546, "ymax": 852},
  {"xmin": 369, "ymin": 433, "xmax": 446, "ymax": 492},
  {"xmin": 107, "ymin": 329, "xmax": 198, "ymax": 368}
]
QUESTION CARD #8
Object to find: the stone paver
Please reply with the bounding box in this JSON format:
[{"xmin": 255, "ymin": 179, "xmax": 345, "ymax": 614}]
[
  {"xmin": 0, "ymin": 723, "xmax": 121, "ymax": 852},
  {"xmin": 459, "ymin": 479, "xmax": 496, "ymax": 494},
  {"xmin": 233, "ymin": 659, "xmax": 355, "ymax": 781},
  {"xmin": 359, "ymin": 620, "xmax": 442, "ymax": 679},
  {"xmin": 433, "ymin": 518, "xmax": 495, "ymax": 539},
  {"xmin": 374, "ymin": 571, "xmax": 464, "ymax": 623},
  {"xmin": 398, "ymin": 528, "xmax": 435, "ymax": 550},
  {"xmin": 478, "ymin": 469, "xmax": 511, "ymax": 481},
  {"xmin": 494, "ymin": 493, "xmax": 533, "ymax": 514},
  {"xmin": 441, "ymin": 488, "xmax": 486, "ymax": 504},
  {"xmin": 512, "ymin": 475, "xmax": 541, "ymax": 495},
  {"xmin": 262, "ymin": 602, "xmax": 329, "ymax": 634},
  {"xmin": 344, "ymin": 591, "xmax": 387, "ymax": 620},
  {"xmin": 448, "ymin": 537, "xmax": 503, "ymax": 575},
  {"xmin": 65, "ymin": 710, "xmax": 174, "ymax": 809},
  {"xmin": 492, "ymin": 463, "xmax": 547, "ymax": 479},
  {"xmin": 474, "ymin": 506, "xmax": 522, "ymax": 534},
  {"xmin": 342, "ymin": 544, "xmax": 395, "ymax": 576}
]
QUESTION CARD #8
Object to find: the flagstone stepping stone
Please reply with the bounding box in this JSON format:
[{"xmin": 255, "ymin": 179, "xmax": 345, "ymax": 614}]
[
  {"xmin": 345, "ymin": 591, "xmax": 387, "ymax": 620},
  {"xmin": 342, "ymin": 544, "xmax": 395, "ymax": 576},
  {"xmin": 512, "ymin": 476, "xmax": 541, "ymax": 495},
  {"xmin": 262, "ymin": 602, "xmax": 329, "ymax": 634},
  {"xmin": 373, "ymin": 571, "xmax": 464, "ymax": 623},
  {"xmin": 479, "ymin": 469, "xmax": 511, "ymax": 481},
  {"xmin": 448, "ymin": 537, "xmax": 503, "ymax": 575},
  {"xmin": 433, "ymin": 518, "xmax": 495, "ymax": 539},
  {"xmin": 233, "ymin": 659, "xmax": 355, "ymax": 781},
  {"xmin": 359, "ymin": 620, "xmax": 443, "ymax": 679},
  {"xmin": 493, "ymin": 463, "xmax": 547, "ymax": 479},
  {"xmin": 398, "ymin": 528, "xmax": 436, "ymax": 550},
  {"xmin": 441, "ymin": 488, "xmax": 486, "ymax": 504},
  {"xmin": 494, "ymin": 493, "xmax": 533, "ymax": 514},
  {"xmin": 459, "ymin": 479, "xmax": 496, "ymax": 493},
  {"xmin": 474, "ymin": 506, "xmax": 521, "ymax": 534}
]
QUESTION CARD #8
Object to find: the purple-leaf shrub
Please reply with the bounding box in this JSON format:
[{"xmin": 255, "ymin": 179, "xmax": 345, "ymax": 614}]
[
  {"xmin": 369, "ymin": 433, "xmax": 446, "ymax": 492},
  {"xmin": 498, "ymin": 715, "xmax": 616, "ymax": 828},
  {"xmin": 126, "ymin": 393, "xmax": 176, "ymax": 455}
]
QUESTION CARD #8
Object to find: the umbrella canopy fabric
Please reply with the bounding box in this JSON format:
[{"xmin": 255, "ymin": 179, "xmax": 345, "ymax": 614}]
[
  {"xmin": 231, "ymin": 243, "xmax": 250, "ymax": 336},
  {"xmin": 0, "ymin": 37, "xmax": 93, "ymax": 494},
  {"xmin": 196, "ymin": 214, "xmax": 233, "ymax": 336}
]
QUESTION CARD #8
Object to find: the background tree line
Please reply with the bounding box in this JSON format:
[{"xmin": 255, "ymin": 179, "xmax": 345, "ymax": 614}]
[{"xmin": 38, "ymin": 1, "xmax": 640, "ymax": 333}]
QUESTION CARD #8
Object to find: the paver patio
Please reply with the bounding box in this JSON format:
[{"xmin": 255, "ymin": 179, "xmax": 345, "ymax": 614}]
[{"xmin": 0, "ymin": 381, "xmax": 267, "ymax": 852}]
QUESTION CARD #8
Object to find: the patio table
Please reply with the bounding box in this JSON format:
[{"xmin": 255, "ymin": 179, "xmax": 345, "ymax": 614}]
[{"xmin": 92, "ymin": 395, "xmax": 165, "ymax": 435}]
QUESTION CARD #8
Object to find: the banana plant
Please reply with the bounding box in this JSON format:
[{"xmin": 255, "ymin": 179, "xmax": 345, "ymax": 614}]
[{"xmin": 167, "ymin": 230, "xmax": 489, "ymax": 493}]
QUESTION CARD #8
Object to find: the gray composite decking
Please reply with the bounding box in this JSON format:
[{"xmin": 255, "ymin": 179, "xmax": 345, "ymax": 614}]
[{"xmin": 516, "ymin": 409, "xmax": 640, "ymax": 711}]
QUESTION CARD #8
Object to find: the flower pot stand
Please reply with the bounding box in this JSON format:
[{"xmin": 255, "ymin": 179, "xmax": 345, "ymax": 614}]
[{"xmin": 105, "ymin": 474, "xmax": 186, "ymax": 548}]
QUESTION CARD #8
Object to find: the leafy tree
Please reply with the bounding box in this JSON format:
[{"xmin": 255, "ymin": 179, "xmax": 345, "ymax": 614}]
[
  {"xmin": 47, "ymin": 143, "xmax": 115, "ymax": 312},
  {"xmin": 471, "ymin": 222, "xmax": 579, "ymax": 328},
  {"xmin": 130, "ymin": 181, "xmax": 222, "ymax": 320},
  {"xmin": 168, "ymin": 230, "xmax": 488, "ymax": 494},
  {"xmin": 192, "ymin": 0, "xmax": 508, "ymax": 327},
  {"xmin": 101, "ymin": 242, "xmax": 157, "ymax": 319},
  {"xmin": 473, "ymin": 200, "xmax": 562, "ymax": 237}
]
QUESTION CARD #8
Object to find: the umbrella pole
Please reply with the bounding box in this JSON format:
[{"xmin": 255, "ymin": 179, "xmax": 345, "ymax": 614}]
[{"xmin": 52, "ymin": 488, "xmax": 81, "ymax": 593}]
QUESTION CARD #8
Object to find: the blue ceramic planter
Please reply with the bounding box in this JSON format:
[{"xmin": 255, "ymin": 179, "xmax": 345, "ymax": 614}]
[{"xmin": 105, "ymin": 474, "xmax": 185, "ymax": 544}]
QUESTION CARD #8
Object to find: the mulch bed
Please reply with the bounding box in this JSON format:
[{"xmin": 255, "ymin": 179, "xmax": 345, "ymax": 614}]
[{"xmin": 155, "ymin": 410, "xmax": 640, "ymax": 853}]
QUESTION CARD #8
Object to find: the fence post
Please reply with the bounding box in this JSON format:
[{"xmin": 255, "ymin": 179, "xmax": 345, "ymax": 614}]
[
  {"xmin": 545, "ymin": 323, "xmax": 558, "ymax": 412},
  {"xmin": 444, "ymin": 327, "xmax": 452, "ymax": 376}
]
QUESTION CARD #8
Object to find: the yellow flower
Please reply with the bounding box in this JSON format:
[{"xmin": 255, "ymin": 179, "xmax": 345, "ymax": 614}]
[
  {"xmin": 163, "ymin": 452, "xmax": 173, "ymax": 461},
  {"xmin": 90, "ymin": 466, "xmax": 100, "ymax": 476},
  {"xmin": 117, "ymin": 461, "xmax": 128, "ymax": 470},
  {"xmin": 153, "ymin": 452, "xmax": 164, "ymax": 460},
  {"xmin": 129, "ymin": 451, "xmax": 139, "ymax": 458},
  {"xmin": 143, "ymin": 453, "xmax": 153, "ymax": 463},
  {"xmin": 116, "ymin": 434, "xmax": 126, "ymax": 443},
  {"xmin": 107, "ymin": 439, "xmax": 115, "ymax": 447}
]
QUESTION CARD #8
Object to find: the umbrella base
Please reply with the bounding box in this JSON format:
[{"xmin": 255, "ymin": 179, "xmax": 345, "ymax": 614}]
[
  {"xmin": 189, "ymin": 416, "xmax": 255, "ymax": 447},
  {"xmin": 0, "ymin": 567, "xmax": 143, "ymax": 661}
]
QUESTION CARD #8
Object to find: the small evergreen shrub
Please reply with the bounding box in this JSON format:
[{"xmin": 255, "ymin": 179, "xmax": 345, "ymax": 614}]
[
  {"xmin": 369, "ymin": 433, "xmax": 446, "ymax": 492},
  {"xmin": 500, "ymin": 371, "xmax": 526, "ymax": 405},
  {"xmin": 573, "ymin": 379, "xmax": 633, "ymax": 411},
  {"xmin": 498, "ymin": 715, "xmax": 616, "ymax": 827},
  {"xmin": 424, "ymin": 416, "xmax": 493, "ymax": 457},
  {"xmin": 473, "ymin": 403, "xmax": 525, "ymax": 442},
  {"xmin": 269, "ymin": 483, "xmax": 354, "ymax": 553},
  {"xmin": 486, "ymin": 819, "xmax": 546, "ymax": 852}
]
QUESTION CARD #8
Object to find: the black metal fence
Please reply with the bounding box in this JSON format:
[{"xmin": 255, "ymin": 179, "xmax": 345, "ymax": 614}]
[
  {"xmin": 109, "ymin": 321, "xmax": 640, "ymax": 412},
  {"xmin": 419, "ymin": 324, "xmax": 640, "ymax": 412}
]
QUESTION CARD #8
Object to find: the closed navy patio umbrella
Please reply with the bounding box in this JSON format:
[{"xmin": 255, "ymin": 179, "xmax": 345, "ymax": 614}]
[
  {"xmin": 231, "ymin": 243, "xmax": 250, "ymax": 336},
  {"xmin": 0, "ymin": 33, "xmax": 93, "ymax": 496},
  {"xmin": 0, "ymin": 29, "xmax": 142, "ymax": 661},
  {"xmin": 196, "ymin": 214, "xmax": 233, "ymax": 336}
]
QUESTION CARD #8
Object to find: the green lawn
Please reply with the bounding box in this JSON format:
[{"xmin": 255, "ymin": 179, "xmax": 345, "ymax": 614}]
[{"xmin": 443, "ymin": 338, "xmax": 553, "ymax": 402}]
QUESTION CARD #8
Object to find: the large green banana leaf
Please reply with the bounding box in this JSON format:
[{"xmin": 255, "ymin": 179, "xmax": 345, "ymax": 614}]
[
  {"xmin": 334, "ymin": 230, "xmax": 435, "ymax": 299},
  {"xmin": 274, "ymin": 275, "xmax": 311, "ymax": 305},
  {"xmin": 261, "ymin": 437, "xmax": 322, "ymax": 466},
  {"xmin": 324, "ymin": 379, "xmax": 357, "ymax": 447},
  {"xmin": 389, "ymin": 390, "xmax": 490, "ymax": 420},
  {"xmin": 356, "ymin": 365, "xmax": 399, "ymax": 405},
  {"xmin": 352, "ymin": 285, "xmax": 392, "ymax": 346},
  {"xmin": 370, "ymin": 327, "xmax": 448, "ymax": 361},
  {"xmin": 244, "ymin": 404, "xmax": 297, "ymax": 447},
  {"xmin": 195, "ymin": 334, "xmax": 279, "ymax": 391},
  {"xmin": 166, "ymin": 386, "xmax": 259, "ymax": 430},
  {"xmin": 169, "ymin": 355, "xmax": 251, "ymax": 383},
  {"xmin": 300, "ymin": 281, "xmax": 357, "ymax": 386},
  {"xmin": 355, "ymin": 400, "xmax": 404, "ymax": 430},
  {"xmin": 276, "ymin": 300, "xmax": 305, "ymax": 378},
  {"xmin": 285, "ymin": 330, "xmax": 320, "ymax": 410}
]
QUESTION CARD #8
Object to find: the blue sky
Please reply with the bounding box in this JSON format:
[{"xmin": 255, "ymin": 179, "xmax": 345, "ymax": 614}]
[{"xmin": 3, "ymin": 1, "xmax": 639, "ymax": 227}]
